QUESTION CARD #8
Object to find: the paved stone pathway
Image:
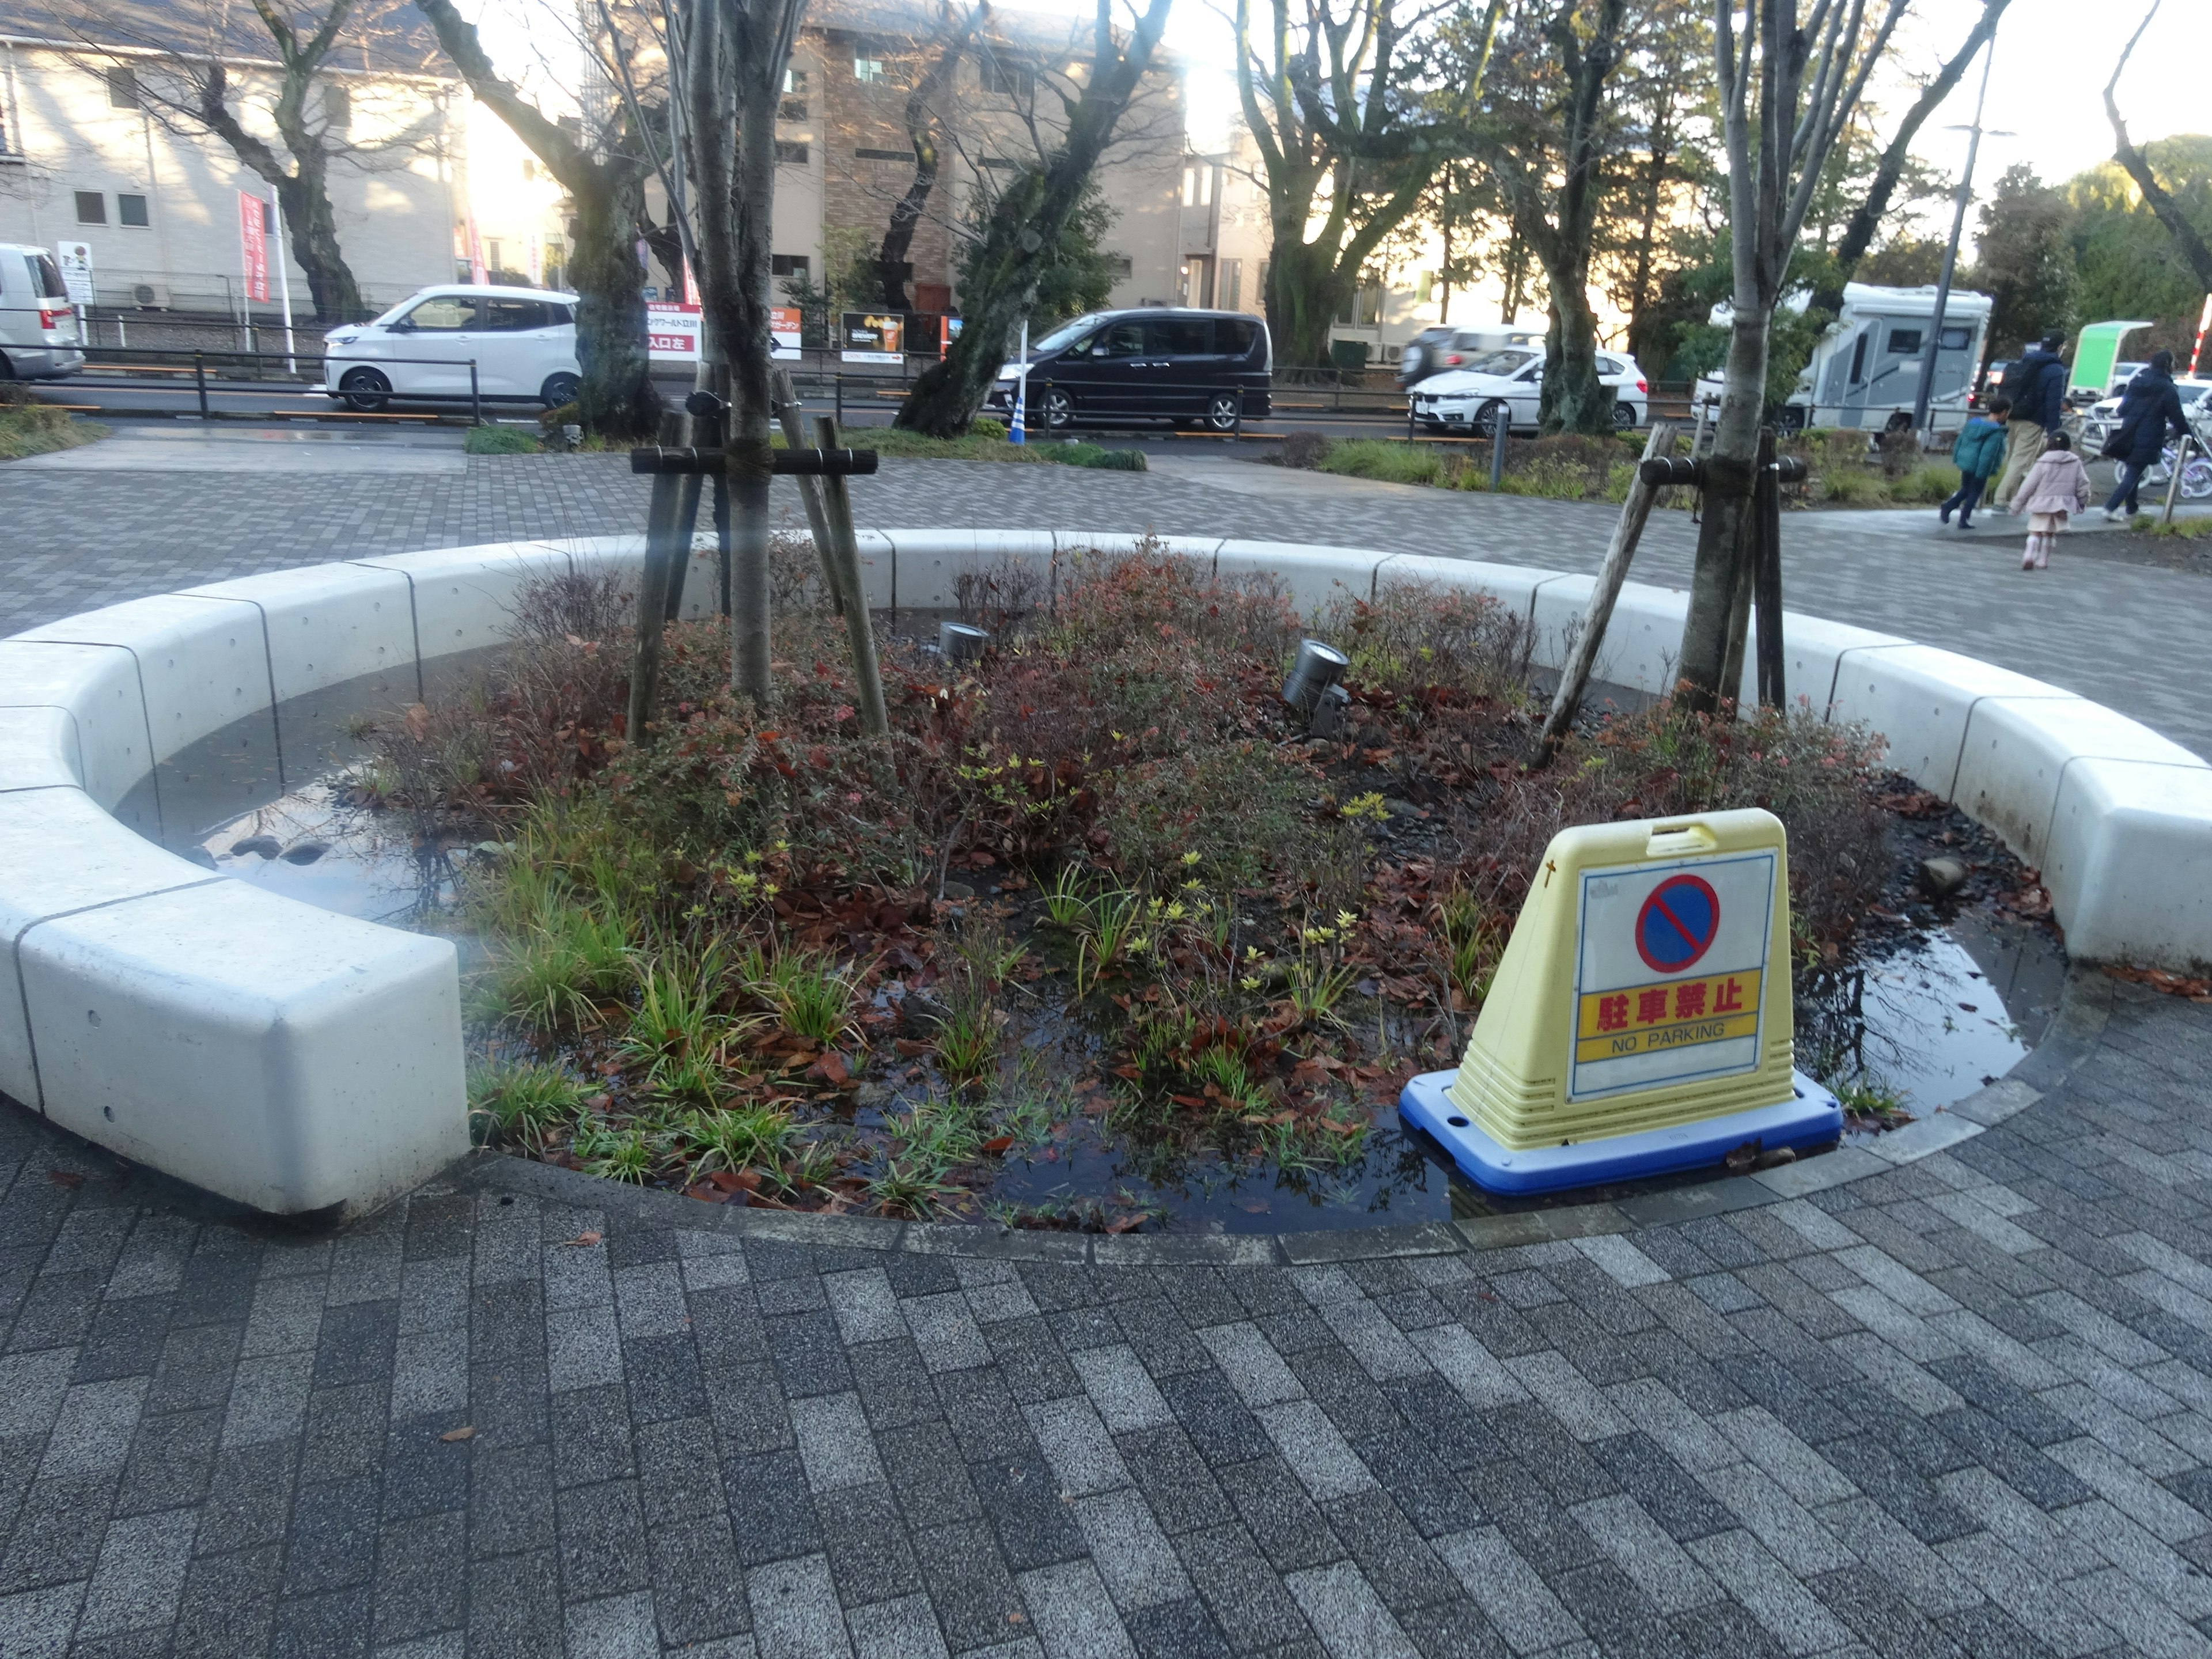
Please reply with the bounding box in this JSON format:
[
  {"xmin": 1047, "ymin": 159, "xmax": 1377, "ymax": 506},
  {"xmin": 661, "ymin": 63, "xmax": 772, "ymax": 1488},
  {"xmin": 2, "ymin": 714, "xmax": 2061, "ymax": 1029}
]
[
  {"xmin": 0, "ymin": 972, "xmax": 2210, "ymax": 1658},
  {"xmin": 1, "ymin": 446, "xmax": 2207, "ymax": 756}
]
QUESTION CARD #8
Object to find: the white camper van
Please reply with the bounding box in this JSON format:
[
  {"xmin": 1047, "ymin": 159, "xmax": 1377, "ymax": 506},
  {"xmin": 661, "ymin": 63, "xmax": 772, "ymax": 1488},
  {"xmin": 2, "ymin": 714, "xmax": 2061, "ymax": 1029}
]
[{"xmin": 1695, "ymin": 283, "xmax": 1993, "ymax": 431}]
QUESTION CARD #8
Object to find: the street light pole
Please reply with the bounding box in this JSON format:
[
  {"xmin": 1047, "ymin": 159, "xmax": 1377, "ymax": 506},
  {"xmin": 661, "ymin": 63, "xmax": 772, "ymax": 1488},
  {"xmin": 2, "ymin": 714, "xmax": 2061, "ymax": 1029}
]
[{"xmin": 1913, "ymin": 36, "xmax": 2003, "ymax": 434}]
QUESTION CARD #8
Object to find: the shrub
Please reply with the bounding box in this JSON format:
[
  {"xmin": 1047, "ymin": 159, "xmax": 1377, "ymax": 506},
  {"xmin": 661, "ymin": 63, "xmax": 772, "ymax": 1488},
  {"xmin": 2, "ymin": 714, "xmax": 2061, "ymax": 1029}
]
[
  {"xmin": 1819, "ymin": 466, "xmax": 1886, "ymax": 505},
  {"xmin": 0, "ymin": 403, "xmax": 104, "ymax": 461},
  {"xmin": 468, "ymin": 1059, "xmax": 589, "ymax": 1149},
  {"xmin": 466, "ymin": 425, "xmax": 543, "ymax": 455},
  {"xmin": 969, "ymin": 415, "xmax": 1007, "ymax": 439},
  {"xmin": 1280, "ymin": 430, "xmax": 1335, "ymax": 469},
  {"xmin": 1893, "ymin": 463, "xmax": 1956, "ymax": 504},
  {"xmin": 1321, "ymin": 579, "xmax": 1535, "ymax": 706},
  {"xmin": 1318, "ymin": 439, "xmax": 1444, "ymax": 486}
]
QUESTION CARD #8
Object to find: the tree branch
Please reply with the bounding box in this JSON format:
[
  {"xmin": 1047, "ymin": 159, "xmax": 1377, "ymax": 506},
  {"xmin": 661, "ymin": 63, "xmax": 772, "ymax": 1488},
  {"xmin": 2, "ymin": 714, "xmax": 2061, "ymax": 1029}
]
[{"xmin": 2103, "ymin": 1, "xmax": 2212, "ymax": 290}]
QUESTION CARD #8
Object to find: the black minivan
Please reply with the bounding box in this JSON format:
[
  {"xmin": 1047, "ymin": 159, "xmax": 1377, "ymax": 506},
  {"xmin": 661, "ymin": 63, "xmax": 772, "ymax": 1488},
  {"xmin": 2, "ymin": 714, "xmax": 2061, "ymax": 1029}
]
[{"xmin": 984, "ymin": 308, "xmax": 1272, "ymax": 430}]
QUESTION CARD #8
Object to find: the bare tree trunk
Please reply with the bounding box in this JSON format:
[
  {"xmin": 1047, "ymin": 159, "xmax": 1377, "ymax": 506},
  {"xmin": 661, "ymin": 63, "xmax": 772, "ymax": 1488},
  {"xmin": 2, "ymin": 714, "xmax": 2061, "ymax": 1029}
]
[
  {"xmin": 896, "ymin": 0, "xmax": 1175, "ymax": 437},
  {"xmin": 194, "ymin": 60, "xmax": 365, "ymax": 322},
  {"xmin": 2106, "ymin": 3, "xmax": 2212, "ymax": 292},
  {"xmin": 416, "ymin": 0, "xmax": 661, "ymax": 437},
  {"xmin": 879, "ymin": 4, "xmax": 985, "ymax": 311},
  {"xmin": 1678, "ymin": 312, "xmax": 1770, "ymax": 707},
  {"xmin": 1812, "ymin": 0, "xmax": 2013, "ymax": 315}
]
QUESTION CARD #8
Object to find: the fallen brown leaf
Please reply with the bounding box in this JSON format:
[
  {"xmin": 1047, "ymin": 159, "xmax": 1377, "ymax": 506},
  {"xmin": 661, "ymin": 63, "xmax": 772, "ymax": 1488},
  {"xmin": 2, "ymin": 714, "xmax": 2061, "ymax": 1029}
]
[
  {"xmin": 46, "ymin": 1169, "xmax": 84, "ymax": 1190},
  {"xmin": 559, "ymin": 1230, "xmax": 604, "ymax": 1248},
  {"xmin": 440, "ymin": 1425, "xmax": 477, "ymax": 1442}
]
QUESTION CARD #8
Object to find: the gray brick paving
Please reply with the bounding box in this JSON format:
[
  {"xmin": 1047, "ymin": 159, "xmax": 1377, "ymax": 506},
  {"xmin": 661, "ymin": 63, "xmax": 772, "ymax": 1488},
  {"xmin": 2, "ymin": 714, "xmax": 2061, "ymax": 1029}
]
[
  {"xmin": 1, "ymin": 449, "xmax": 2211, "ymax": 1652},
  {"xmin": 1, "ymin": 448, "xmax": 2207, "ymax": 755},
  {"xmin": 0, "ymin": 973, "xmax": 2187, "ymax": 1654}
]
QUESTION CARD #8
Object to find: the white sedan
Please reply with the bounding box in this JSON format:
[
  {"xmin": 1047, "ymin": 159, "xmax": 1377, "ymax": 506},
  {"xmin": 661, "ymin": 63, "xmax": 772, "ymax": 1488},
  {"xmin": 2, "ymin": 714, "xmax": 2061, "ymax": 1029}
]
[
  {"xmin": 1410, "ymin": 348, "xmax": 1649, "ymax": 434},
  {"xmin": 321, "ymin": 285, "xmax": 582, "ymax": 411}
]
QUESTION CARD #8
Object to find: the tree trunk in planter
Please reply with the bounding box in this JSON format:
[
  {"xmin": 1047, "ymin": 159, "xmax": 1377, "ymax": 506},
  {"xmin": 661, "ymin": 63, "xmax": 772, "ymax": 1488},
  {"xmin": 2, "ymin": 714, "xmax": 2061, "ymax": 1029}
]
[
  {"xmin": 895, "ymin": 0, "xmax": 1175, "ymax": 437},
  {"xmin": 1266, "ymin": 237, "xmax": 1354, "ymax": 377},
  {"xmin": 1675, "ymin": 0, "xmax": 1906, "ymax": 714},
  {"xmin": 878, "ymin": 5, "xmax": 984, "ymax": 312}
]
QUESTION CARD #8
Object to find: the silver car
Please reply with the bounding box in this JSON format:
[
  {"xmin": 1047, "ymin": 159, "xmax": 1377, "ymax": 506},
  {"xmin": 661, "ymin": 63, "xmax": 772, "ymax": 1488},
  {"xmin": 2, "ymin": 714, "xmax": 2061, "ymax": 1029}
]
[
  {"xmin": 1411, "ymin": 349, "xmax": 1649, "ymax": 434},
  {"xmin": 0, "ymin": 244, "xmax": 86, "ymax": 381}
]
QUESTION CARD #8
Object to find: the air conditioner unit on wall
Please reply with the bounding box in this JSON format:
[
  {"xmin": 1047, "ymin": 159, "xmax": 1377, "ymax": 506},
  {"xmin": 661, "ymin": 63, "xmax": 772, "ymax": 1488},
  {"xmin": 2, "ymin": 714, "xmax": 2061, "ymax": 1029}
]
[{"xmin": 129, "ymin": 281, "xmax": 169, "ymax": 308}]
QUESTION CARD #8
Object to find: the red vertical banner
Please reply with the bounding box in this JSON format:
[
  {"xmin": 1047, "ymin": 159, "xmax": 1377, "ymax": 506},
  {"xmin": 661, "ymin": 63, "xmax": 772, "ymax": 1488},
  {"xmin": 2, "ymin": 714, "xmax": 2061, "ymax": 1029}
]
[
  {"xmin": 468, "ymin": 215, "xmax": 488, "ymax": 285},
  {"xmin": 238, "ymin": 191, "xmax": 270, "ymax": 302}
]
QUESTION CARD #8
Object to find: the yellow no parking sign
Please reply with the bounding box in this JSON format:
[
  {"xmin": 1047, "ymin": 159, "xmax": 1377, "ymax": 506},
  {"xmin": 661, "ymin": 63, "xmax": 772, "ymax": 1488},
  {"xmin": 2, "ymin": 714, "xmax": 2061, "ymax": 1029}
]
[{"xmin": 1400, "ymin": 808, "xmax": 1838, "ymax": 1193}]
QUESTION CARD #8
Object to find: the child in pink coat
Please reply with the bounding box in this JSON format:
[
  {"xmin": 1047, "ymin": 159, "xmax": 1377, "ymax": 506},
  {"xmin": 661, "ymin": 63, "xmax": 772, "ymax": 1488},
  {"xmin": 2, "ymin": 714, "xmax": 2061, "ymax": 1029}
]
[{"xmin": 2008, "ymin": 431, "xmax": 2090, "ymax": 570}]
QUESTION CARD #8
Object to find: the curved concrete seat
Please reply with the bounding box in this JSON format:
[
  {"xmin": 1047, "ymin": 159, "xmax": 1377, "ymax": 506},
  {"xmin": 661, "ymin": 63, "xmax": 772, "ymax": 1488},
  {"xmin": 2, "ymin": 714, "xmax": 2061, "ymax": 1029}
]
[{"xmin": 0, "ymin": 528, "xmax": 2202, "ymax": 1217}]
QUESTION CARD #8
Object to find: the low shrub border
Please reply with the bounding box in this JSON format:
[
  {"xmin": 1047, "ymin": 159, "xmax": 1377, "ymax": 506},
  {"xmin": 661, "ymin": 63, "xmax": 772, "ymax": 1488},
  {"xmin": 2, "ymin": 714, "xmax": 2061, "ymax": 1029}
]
[{"xmin": 0, "ymin": 529, "xmax": 2202, "ymax": 1221}]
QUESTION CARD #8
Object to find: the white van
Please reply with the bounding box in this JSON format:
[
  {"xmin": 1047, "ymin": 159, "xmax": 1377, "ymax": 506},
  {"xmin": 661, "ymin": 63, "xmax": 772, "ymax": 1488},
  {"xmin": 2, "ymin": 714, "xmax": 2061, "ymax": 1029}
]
[
  {"xmin": 0, "ymin": 244, "xmax": 86, "ymax": 381},
  {"xmin": 1695, "ymin": 282, "xmax": 1993, "ymax": 431},
  {"xmin": 320, "ymin": 284, "xmax": 582, "ymax": 410}
]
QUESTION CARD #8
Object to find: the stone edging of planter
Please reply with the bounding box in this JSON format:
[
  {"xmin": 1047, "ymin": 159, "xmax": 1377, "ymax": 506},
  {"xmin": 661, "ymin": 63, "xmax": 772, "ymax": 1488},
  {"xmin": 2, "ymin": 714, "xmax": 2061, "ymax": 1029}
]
[{"xmin": 0, "ymin": 528, "xmax": 2197, "ymax": 1221}]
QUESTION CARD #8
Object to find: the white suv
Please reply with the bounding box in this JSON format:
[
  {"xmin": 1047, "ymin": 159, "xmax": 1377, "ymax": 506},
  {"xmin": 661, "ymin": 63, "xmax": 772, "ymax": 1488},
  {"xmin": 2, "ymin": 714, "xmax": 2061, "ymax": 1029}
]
[
  {"xmin": 0, "ymin": 244, "xmax": 85, "ymax": 381},
  {"xmin": 321, "ymin": 285, "xmax": 581, "ymax": 410}
]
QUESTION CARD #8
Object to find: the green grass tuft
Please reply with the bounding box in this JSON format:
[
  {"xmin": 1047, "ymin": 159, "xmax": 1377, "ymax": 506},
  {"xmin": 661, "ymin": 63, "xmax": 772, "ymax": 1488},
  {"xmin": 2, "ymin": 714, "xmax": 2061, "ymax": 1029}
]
[{"xmin": 465, "ymin": 424, "xmax": 544, "ymax": 455}]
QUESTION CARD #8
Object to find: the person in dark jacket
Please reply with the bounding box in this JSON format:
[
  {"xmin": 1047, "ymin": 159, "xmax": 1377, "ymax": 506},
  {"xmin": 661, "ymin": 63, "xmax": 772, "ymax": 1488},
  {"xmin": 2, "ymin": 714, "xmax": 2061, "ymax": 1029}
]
[
  {"xmin": 2100, "ymin": 349, "xmax": 2189, "ymax": 520},
  {"xmin": 1993, "ymin": 334, "xmax": 2070, "ymax": 507},
  {"xmin": 1943, "ymin": 397, "xmax": 2010, "ymax": 528}
]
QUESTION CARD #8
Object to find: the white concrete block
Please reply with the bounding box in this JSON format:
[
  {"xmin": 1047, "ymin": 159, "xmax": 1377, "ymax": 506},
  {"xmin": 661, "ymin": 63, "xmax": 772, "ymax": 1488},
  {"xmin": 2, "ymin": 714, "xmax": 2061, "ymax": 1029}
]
[
  {"xmin": 1772, "ymin": 618, "xmax": 1908, "ymax": 716},
  {"xmin": 676, "ymin": 533, "xmax": 721, "ymax": 622},
  {"xmin": 13, "ymin": 595, "xmax": 270, "ymax": 762},
  {"xmin": 21, "ymin": 879, "xmax": 468, "ymax": 1214},
  {"xmin": 185, "ymin": 563, "xmax": 415, "ymax": 702},
  {"xmin": 1373, "ymin": 555, "xmax": 1552, "ymax": 624},
  {"xmin": 2042, "ymin": 759, "xmax": 2212, "ymax": 967},
  {"xmin": 852, "ymin": 529, "xmax": 896, "ymax": 608},
  {"xmin": 1211, "ymin": 540, "xmax": 1387, "ymax": 616},
  {"xmin": 0, "ymin": 786, "xmax": 217, "ymax": 1106},
  {"xmin": 1825, "ymin": 644, "xmax": 2078, "ymax": 797},
  {"xmin": 1528, "ymin": 574, "xmax": 1598, "ymax": 675},
  {"xmin": 0, "ymin": 641, "xmax": 152, "ymax": 812},
  {"xmin": 351, "ymin": 543, "xmax": 575, "ymax": 663},
  {"xmin": 1589, "ymin": 584, "xmax": 1697, "ymax": 701},
  {"xmin": 0, "ymin": 706, "xmax": 84, "ymax": 794},
  {"xmin": 1954, "ymin": 698, "xmax": 2209, "ymax": 865},
  {"xmin": 884, "ymin": 530, "xmax": 1055, "ymax": 610}
]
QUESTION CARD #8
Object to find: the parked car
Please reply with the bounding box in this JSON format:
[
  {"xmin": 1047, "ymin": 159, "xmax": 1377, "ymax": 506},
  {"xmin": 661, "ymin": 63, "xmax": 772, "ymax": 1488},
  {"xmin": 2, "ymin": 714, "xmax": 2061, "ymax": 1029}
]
[
  {"xmin": 1398, "ymin": 324, "xmax": 1543, "ymax": 389},
  {"xmin": 0, "ymin": 244, "xmax": 85, "ymax": 381},
  {"xmin": 1409, "ymin": 348, "xmax": 1649, "ymax": 434},
  {"xmin": 1970, "ymin": 359, "xmax": 2009, "ymax": 410},
  {"xmin": 320, "ymin": 285, "xmax": 582, "ymax": 411},
  {"xmin": 982, "ymin": 308, "xmax": 1272, "ymax": 430}
]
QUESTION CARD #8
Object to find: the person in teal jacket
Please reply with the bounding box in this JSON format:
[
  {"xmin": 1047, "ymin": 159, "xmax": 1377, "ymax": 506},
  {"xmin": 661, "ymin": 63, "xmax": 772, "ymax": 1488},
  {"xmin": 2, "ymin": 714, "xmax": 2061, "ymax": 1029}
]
[{"xmin": 1941, "ymin": 396, "xmax": 2010, "ymax": 529}]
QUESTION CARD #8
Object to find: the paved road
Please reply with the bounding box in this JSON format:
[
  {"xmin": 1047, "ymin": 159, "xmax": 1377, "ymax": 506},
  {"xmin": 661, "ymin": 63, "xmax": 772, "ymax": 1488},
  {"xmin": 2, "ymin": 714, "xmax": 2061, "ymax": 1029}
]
[{"xmin": 2, "ymin": 438, "xmax": 2207, "ymax": 756}]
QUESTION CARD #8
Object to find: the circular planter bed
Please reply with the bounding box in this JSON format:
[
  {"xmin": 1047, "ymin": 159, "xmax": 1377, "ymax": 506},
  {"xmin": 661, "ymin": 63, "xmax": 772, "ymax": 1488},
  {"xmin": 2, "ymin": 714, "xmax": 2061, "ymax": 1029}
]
[{"xmin": 282, "ymin": 539, "xmax": 2063, "ymax": 1232}]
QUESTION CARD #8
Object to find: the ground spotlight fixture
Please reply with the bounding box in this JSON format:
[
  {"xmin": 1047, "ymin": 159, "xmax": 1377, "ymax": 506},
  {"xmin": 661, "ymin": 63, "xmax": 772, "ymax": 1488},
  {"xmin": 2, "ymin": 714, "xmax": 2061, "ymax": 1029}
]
[
  {"xmin": 1282, "ymin": 639, "xmax": 1349, "ymax": 717},
  {"xmin": 939, "ymin": 622, "xmax": 991, "ymax": 664}
]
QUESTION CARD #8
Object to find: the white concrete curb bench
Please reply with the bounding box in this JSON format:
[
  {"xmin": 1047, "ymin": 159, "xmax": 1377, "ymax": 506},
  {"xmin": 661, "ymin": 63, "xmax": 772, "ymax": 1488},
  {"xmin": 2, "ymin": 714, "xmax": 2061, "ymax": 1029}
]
[{"xmin": 0, "ymin": 528, "xmax": 2202, "ymax": 1217}]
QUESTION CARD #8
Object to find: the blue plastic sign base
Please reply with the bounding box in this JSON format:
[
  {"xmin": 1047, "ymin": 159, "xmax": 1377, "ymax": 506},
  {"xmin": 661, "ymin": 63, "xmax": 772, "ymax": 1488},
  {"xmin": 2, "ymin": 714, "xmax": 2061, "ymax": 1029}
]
[{"xmin": 1399, "ymin": 1070, "xmax": 1844, "ymax": 1196}]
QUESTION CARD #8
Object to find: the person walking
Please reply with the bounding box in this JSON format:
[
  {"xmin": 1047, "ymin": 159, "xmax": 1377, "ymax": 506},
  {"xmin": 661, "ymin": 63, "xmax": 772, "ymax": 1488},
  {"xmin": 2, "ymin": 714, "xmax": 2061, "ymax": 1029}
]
[
  {"xmin": 1991, "ymin": 333, "xmax": 2070, "ymax": 508},
  {"xmin": 1942, "ymin": 396, "xmax": 2010, "ymax": 528},
  {"xmin": 2010, "ymin": 430, "xmax": 2089, "ymax": 570},
  {"xmin": 2099, "ymin": 349, "xmax": 2188, "ymax": 520}
]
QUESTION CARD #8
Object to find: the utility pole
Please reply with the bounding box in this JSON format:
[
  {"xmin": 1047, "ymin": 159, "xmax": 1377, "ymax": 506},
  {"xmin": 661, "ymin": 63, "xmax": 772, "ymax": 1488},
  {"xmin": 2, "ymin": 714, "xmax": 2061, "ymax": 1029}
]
[{"xmin": 1913, "ymin": 33, "xmax": 2007, "ymax": 433}]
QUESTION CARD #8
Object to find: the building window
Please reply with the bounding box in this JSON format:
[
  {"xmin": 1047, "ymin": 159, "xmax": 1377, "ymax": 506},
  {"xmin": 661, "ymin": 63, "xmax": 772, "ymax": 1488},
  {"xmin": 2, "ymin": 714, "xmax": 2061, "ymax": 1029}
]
[
  {"xmin": 485, "ymin": 237, "xmax": 503, "ymax": 272},
  {"xmin": 262, "ymin": 199, "xmax": 276, "ymax": 232},
  {"xmin": 324, "ymin": 84, "xmax": 350, "ymax": 129},
  {"xmin": 779, "ymin": 97, "xmax": 806, "ymax": 120},
  {"xmin": 118, "ymin": 193, "xmax": 149, "ymax": 227},
  {"xmin": 775, "ymin": 141, "xmax": 809, "ymax": 166},
  {"xmin": 75, "ymin": 191, "xmax": 106, "ymax": 224},
  {"xmin": 783, "ymin": 68, "xmax": 808, "ymax": 94},
  {"xmin": 1111, "ymin": 254, "xmax": 1133, "ymax": 278},
  {"xmin": 1181, "ymin": 163, "xmax": 1214, "ymax": 209},
  {"xmin": 1335, "ymin": 283, "xmax": 1382, "ymax": 327},
  {"xmin": 543, "ymin": 236, "xmax": 566, "ymax": 289},
  {"xmin": 976, "ymin": 156, "xmax": 1020, "ymax": 171},
  {"xmin": 853, "ymin": 38, "xmax": 888, "ymax": 82},
  {"xmin": 983, "ymin": 56, "xmax": 1032, "ymax": 99},
  {"xmin": 772, "ymin": 254, "xmax": 810, "ymax": 278},
  {"xmin": 105, "ymin": 65, "xmax": 137, "ymax": 108},
  {"xmin": 1220, "ymin": 259, "xmax": 1240, "ymax": 310},
  {"xmin": 854, "ymin": 147, "xmax": 914, "ymax": 162}
]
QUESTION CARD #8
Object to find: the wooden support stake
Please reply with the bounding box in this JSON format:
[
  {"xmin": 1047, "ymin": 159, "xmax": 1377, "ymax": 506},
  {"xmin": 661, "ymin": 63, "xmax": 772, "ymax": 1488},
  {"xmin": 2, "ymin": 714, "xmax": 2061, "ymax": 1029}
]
[
  {"xmin": 810, "ymin": 412, "xmax": 890, "ymax": 740},
  {"xmin": 772, "ymin": 367, "xmax": 846, "ymax": 613},
  {"xmin": 2162, "ymin": 433, "xmax": 2193, "ymax": 527},
  {"xmin": 1754, "ymin": 427, "xmax": 1786, "ymax": 708},
  {"xmin": 1717, "ymin": 427, "xmax": 1774, "ymax": 707},
  {"xmin": 1536, "ymin": 421, "xmax": 1677, "ymax": 761},
  {"xmin": 626, "ymin": 408, "xmax": 687, "ymax": 747}
]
